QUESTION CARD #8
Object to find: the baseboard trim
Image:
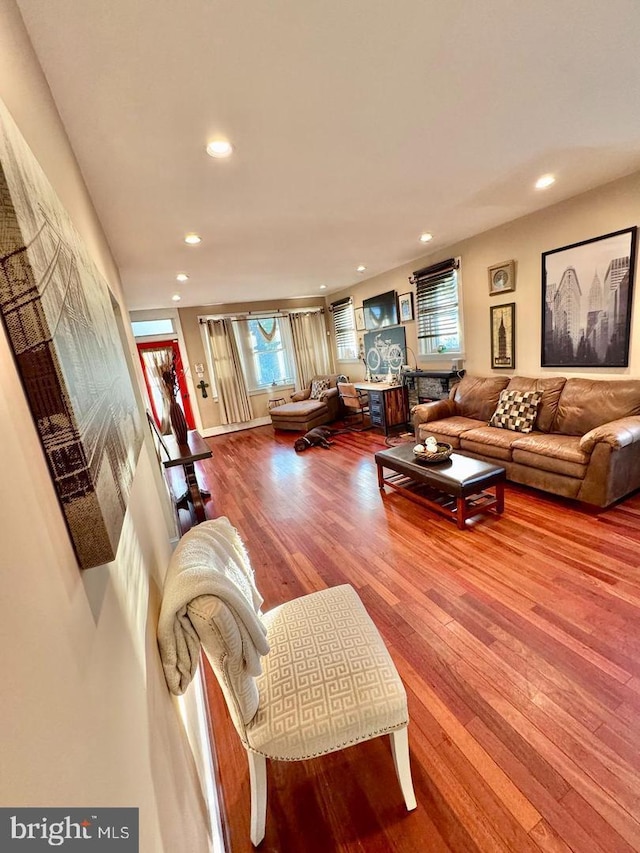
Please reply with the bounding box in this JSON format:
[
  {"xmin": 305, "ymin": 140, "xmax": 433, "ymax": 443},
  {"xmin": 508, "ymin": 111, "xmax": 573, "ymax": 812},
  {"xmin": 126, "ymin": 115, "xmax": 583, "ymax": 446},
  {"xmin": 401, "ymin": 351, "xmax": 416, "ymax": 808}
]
[{"xmin": 201, "ymin": 417, "xmax": 271, "ymax": 438}]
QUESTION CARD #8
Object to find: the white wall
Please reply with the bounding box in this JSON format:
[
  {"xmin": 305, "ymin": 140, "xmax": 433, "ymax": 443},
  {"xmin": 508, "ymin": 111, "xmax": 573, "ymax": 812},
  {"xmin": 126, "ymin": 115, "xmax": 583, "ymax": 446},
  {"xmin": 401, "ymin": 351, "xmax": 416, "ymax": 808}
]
[
  {"xmin": 0, "ymin": 3, "xmax": 215, "ymax": 850},
  {"xmin": 329, "ymin": 170, "xmax": 640, "ymax": 381}
]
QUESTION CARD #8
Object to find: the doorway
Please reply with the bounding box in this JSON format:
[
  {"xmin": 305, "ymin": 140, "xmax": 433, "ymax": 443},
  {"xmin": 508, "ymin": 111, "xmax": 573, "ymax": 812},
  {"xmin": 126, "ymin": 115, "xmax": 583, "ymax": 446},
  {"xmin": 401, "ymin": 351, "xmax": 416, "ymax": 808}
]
[{"xmin": 137, "ymin": 340, "xmax": 195, "ymax": 432}]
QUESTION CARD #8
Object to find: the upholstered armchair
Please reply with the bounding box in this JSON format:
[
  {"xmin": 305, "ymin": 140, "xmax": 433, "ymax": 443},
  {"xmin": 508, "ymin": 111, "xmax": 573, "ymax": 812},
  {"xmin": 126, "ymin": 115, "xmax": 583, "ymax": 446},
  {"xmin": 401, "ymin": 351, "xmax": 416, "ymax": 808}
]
[
  {"xmin": 158, "ymin": 518, "xmax": 417, "ymax": 846},
  {"xmin": 269, "ymin": 373, "xmax": 342, "ymax": 431}
]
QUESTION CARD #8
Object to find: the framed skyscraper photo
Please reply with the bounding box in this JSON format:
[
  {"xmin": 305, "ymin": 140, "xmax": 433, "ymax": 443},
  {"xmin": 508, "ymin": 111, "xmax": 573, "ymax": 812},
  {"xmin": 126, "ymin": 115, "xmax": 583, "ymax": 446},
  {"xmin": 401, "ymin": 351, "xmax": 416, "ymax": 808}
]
[
  {"xmin": 490, "ymin": 303, "xmax": 515, "ymax": 369},
  {"xmin": 541, "ymin": 227, "xmax": 637, "ymax": 367}
]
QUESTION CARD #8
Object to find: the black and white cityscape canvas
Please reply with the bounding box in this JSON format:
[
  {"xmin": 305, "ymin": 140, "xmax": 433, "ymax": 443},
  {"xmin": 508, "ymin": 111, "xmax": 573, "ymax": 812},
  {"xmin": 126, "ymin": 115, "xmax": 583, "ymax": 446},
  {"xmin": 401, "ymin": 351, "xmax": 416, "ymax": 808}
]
[
  {"xmin": 0, "ymin": 99, "xmax": 143, "ymax": 569},
  {"xmin": 541, "ymin": 227, "xmax": 637, "ymax": 367}
]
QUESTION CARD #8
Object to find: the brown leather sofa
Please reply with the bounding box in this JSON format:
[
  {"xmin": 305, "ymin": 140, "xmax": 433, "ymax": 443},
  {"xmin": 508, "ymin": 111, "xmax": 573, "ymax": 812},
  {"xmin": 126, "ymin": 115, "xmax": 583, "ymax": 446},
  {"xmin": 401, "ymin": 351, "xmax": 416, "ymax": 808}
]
[
  {"xmin": 413, "ymin": 374, "xmax": 640, "ymax": 507},
  {"xmin": 269, "ymin": 374, "xmax": 342, "ymax": 431}
]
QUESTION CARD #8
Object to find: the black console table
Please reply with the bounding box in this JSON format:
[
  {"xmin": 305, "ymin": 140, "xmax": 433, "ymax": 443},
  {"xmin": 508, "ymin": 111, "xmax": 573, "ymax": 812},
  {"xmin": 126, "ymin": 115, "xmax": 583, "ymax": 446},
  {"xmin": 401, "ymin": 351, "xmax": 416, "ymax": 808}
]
[
  {"xmin": 162, "ymin": 430, "xmax": 212, "ymax": 525},
  {"xmin": 402, "ymin": 370, "xmax": 464, "ymax": 409}
]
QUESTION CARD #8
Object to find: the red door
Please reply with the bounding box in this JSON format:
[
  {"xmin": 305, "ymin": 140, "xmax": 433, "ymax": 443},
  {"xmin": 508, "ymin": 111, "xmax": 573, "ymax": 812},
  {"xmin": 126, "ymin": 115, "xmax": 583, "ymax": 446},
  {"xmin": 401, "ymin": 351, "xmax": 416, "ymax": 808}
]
[{"xmin": 137, "ymin": 340, "xmax": 195, "ymax": 431}]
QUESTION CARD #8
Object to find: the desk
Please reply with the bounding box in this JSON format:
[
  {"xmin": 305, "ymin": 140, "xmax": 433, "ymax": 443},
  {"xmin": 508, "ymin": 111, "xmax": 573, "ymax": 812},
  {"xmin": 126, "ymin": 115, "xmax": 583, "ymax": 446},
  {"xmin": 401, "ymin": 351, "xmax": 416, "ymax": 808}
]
[
  {"xmin": 162, "ymin": 430, "xmax": 212, "ymax": 524},
  {"xmin": 354, "ymin": 382, "xmax": 409, "ymax": 435}
]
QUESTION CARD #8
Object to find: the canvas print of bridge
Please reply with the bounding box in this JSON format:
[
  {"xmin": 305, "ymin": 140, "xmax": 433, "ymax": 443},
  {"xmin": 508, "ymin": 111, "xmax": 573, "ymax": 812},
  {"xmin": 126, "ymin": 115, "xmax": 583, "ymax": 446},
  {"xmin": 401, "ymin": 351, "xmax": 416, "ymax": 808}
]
[
  {"xmin": 0, "ymin": 100, "xmax": 142, "ymax": 569},
  {"xmin": 541, "ymin": 227, "xmax": 637, "ymax": 368}
]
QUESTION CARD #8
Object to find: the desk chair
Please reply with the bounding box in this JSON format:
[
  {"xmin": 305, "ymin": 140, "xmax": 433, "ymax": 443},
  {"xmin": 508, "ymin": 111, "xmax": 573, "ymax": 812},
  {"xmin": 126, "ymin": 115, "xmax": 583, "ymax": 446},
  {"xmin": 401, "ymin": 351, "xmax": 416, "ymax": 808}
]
[
  {"xmin": 158, "ymin": 518, "xmax": 417, "ymax": 846},
  {"xmin": 337, "ymin": 381, "xmax": 370, "ymax": 427}
]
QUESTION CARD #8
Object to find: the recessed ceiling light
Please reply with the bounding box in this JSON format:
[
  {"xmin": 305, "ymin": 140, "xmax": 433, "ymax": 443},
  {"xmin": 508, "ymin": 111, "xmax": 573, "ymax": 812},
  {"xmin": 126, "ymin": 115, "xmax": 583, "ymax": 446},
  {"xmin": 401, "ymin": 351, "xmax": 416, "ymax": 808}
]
[
  {"xmin": 176, "ymin": 273, "xmax": 189, "ymax": 282},
  {"xmin": 184, "ymin": 233, "xmax": 201, "ymax": 245},
  {"xmin": 356, "ymin": 265, "xmax": 366, "ymax": 273},
  {"xmin": 419, "ymin": 233, "xmax": 433, "ymax": 243},
  {"xmin": 535, "ymin": 174, "xmax": 555, "ymax": 190},
  {"xmin": 319, "ymin": 284, "xmax": 327, "ymax": 290},
  {"xmin": 206, "ymin": 139, "xmax": 233, "ymax": 159},
  {"xmin": 172, "ymin": 294, "xmax": 181, "ymax": 302}
]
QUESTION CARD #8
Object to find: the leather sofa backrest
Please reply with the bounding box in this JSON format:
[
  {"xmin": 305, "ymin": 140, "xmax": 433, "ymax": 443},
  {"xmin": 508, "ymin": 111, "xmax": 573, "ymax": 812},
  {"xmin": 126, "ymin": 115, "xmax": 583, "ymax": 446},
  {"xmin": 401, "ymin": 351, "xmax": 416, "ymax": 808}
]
[
  {"xmin": 506, "ymin": 376, "xmax": 566, "ymax": 433},
  {"xmin": 553, "ymin": 378, "xmax": 640, "ymax": 435},
  {"xmin": 451, "ymin": 375, "xmax": 510, "ymax": 421}
]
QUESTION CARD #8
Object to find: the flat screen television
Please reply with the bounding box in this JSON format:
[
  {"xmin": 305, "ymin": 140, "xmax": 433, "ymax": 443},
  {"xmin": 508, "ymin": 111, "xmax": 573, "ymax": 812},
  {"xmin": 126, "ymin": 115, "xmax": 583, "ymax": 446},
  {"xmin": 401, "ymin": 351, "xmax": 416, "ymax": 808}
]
[{"xmin": 363, "ymin": 290, "xmax": 399, "ymax": 330}]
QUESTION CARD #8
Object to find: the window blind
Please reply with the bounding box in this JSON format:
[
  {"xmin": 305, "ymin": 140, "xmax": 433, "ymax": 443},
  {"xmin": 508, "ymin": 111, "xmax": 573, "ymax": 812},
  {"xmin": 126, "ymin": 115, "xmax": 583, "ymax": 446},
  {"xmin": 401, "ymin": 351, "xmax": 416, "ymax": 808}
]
[
  {"xmin": 331, "ymin": 298, "xmax": 357, "ymax": 360},
  {"xmin": 412, "ymin": 259, "xmax": 460, "ymax": 347}
]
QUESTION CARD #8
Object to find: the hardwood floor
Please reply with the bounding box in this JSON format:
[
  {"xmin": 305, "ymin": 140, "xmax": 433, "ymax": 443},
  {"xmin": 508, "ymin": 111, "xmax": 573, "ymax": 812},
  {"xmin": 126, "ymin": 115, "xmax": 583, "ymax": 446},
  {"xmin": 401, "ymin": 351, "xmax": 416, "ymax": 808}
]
[{"xmin": 192, "ymin": 424, "xmax": 640, "ymax": 852}]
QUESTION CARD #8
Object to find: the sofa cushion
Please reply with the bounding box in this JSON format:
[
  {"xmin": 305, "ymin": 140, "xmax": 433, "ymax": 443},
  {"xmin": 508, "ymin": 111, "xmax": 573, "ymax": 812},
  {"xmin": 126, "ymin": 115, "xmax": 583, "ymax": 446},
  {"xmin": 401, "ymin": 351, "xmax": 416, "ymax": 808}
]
[
  {"xmin": 506, "ymin": 376, "xmax": 566, "ymax": 432},
  {"xmin": 510, "ymin": 433, "xmax": 590, "ymax": 478},
  {"xmin": 460, "ymin": 425, "xmax": 527, "ymax": 461},
  {"xmin": 489, "ymin": 389, "xmax": 542, "ymax": 434},
  {"xmin": 310, "ymin": 377, "xmax": 331, "ymax": 399},
  {"xmin": 512, "ymin": 452, "xmax": 587, "ymax": 479},
  {"xmin": 418, "ymin": 416, "xmax": 486, "ymax": 447},
  {"xmin": 553, "ymin": 378, "xmax": 640, "ymax": 435},
  {"xmin": 451, "ymin": 375, "xmax": 510, "ymax": 422},
  {"xmin": 270, "ymin": 399, "xmax": 327, "ymax": 421}
]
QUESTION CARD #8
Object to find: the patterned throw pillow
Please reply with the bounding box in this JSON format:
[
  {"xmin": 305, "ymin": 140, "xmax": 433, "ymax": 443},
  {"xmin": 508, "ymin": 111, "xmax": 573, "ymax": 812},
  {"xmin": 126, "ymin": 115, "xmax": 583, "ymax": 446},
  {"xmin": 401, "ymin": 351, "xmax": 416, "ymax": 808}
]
[
  {"xmin": 310, "ymin": 377, "xmax": 331, "ymax": 400},
  {"xmin": 489, "ymin": 389, "xmax": 542, "ymax": 433}
]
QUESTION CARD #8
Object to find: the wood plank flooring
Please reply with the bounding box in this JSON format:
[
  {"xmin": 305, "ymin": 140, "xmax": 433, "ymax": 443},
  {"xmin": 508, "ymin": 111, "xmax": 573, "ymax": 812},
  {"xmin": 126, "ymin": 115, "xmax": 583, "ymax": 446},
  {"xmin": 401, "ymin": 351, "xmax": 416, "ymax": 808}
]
[{"xmin": 191, "ymin": 424, "xmax": 640, "ymax": 852}]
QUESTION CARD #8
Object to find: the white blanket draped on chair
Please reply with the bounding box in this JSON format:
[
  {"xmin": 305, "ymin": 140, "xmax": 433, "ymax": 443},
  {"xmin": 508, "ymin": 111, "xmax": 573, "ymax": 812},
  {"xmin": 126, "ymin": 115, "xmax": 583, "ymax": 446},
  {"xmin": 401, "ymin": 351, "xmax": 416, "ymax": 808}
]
[{"xmin": 157, "ymin": 517, "xmax": 269, "ymax": 695}]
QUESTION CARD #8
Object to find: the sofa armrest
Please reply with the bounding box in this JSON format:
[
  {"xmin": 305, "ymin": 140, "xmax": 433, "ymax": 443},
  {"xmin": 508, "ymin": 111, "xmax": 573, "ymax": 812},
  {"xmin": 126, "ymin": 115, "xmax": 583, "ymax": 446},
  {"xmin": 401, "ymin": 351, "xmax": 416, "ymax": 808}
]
[
  {"xmin": 322, "ymin": 386, "xmax": 341, "ymax": 418},
  {"xmin": 412, "ymin": 399, "xmax": 456, "ymax": 439},
  {"xmin": 290, "ymin": 389, "xmax": 311, "ymax": 402},
  {"xmin": 579, "ymin": 416, "xmax": 640, "ymax": 454},
  {"xmin": 412, "ymin": 399, "xmax": 455, "ymax": 426},
  {"xmin": 320, "ymin": 387, "xmax": 338, "ymax": 401}
]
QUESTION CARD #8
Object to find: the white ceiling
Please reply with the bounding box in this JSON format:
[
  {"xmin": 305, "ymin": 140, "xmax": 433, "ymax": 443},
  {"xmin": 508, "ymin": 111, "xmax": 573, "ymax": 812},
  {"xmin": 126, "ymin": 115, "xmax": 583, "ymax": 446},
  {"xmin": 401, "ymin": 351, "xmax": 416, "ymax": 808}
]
[{"xmin": 16, "ymin": 0, "xmax": 640, "ymax": 311}]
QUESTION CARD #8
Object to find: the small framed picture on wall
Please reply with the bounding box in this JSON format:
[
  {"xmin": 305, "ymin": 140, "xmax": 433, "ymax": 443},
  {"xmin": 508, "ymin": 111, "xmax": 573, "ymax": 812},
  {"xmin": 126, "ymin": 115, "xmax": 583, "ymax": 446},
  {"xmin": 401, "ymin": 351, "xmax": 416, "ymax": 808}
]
[
  {"xmin": 354, "ymin": 307, "xmax": 366, "ymax": 331},
  {"xmin": 490, "ymin": 303, "xmax": 515, "ymax": 369},
  {"xmin": 488, "ymin": 260, "xmax": 516, "ymax": 296},
  {"xmin": 398, "ymin": 292, "xmax": 414, "ymax": 322}
]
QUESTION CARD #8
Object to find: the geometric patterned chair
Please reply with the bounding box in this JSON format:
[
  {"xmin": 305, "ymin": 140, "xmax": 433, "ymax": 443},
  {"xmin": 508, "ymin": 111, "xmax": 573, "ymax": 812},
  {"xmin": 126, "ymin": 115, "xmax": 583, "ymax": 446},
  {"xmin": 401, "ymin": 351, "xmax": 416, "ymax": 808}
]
[{"xmin": 157, "ymin": 517, "xmax": 416, "ymax": 846}]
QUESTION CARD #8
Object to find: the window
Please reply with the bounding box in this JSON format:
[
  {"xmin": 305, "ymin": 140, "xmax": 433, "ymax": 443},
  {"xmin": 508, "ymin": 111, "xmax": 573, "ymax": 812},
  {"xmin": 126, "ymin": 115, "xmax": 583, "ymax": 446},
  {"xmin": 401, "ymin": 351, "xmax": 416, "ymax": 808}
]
[
  {"xmin": 131, "ymin": 318, "xmax": 175, "ymax": 337},
  {"xmin": 233, "ymin": 317, "xmax": 295, "ymax": 391},
  {"xmin": 331, "ymin": 298, "xmax": 358, "ymax": 360},
  {"xmin": 414, "ymin": 258, "xmax": 464, "ymax": 359}
]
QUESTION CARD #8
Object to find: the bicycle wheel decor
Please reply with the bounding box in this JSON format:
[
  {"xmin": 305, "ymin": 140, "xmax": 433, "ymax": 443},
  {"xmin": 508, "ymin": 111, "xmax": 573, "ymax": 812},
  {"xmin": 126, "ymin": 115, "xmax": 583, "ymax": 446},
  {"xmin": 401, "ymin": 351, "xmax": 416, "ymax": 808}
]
[
  {"xmin": 366, "ymin": 347, "xmax": 381, "ymax": 372},
  {"xmin": 363, "ymin": 327, "xmax": 407, "ymax": 376},
  {"xmin": 387, "ymin": 344, "xmax": 403, "ymax": 369}
]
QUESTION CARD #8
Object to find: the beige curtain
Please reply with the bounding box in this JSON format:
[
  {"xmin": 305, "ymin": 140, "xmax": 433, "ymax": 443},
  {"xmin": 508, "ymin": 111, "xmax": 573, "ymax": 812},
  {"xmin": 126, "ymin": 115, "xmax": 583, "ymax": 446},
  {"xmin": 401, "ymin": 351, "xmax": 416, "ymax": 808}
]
[
  {"xmin": 140, "ymin": 346, "xmax": 174, "ymax": 434},
  {"xmin": 289, "ymin": 311, "xmax": 331, "ymax": 389},
  {"xmin": 206, "ymin": 319, "xmax": 254, "ymax": 425}
]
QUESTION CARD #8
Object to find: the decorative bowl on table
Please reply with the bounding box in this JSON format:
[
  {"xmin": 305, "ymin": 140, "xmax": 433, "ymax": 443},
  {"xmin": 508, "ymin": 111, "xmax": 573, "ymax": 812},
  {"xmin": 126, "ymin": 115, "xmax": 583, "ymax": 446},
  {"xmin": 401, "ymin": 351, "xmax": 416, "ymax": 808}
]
[{"xmin": 412, "ymin": 442, "xmax": 453, "ymax": 464}]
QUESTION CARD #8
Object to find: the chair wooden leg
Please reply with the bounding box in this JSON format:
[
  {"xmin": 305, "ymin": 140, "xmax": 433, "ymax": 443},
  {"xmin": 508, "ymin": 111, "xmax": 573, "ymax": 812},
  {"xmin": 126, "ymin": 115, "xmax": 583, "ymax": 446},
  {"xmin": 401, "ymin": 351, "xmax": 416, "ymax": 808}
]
[
  {"xmin": 390, "ymin": 727, "xmax": 417, "ymax": 811},
  {"xmin": 247, "ymin": 751, "xmax": 267, "ymax": 845}
]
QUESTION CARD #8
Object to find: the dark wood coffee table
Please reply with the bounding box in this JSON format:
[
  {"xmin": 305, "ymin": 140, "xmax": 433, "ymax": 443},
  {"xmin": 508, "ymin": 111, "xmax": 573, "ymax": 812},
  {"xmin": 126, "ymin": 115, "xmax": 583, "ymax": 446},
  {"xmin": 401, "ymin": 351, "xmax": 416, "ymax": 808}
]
[{"xmin": 374, "ymin": 443, "xmax": 505, "ymax": 529}]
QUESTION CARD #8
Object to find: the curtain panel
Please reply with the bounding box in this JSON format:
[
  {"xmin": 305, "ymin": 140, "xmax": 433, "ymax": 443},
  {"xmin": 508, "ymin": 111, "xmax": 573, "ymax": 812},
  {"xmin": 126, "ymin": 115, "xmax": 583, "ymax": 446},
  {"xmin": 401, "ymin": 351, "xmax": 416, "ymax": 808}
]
[
  {"xmin": 289, "ymin": 311, "xmax": 331, "ymax": 389},
  {"xmin": 206, "ymin": 319, "xmax": 254, "ymax": 425}
]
